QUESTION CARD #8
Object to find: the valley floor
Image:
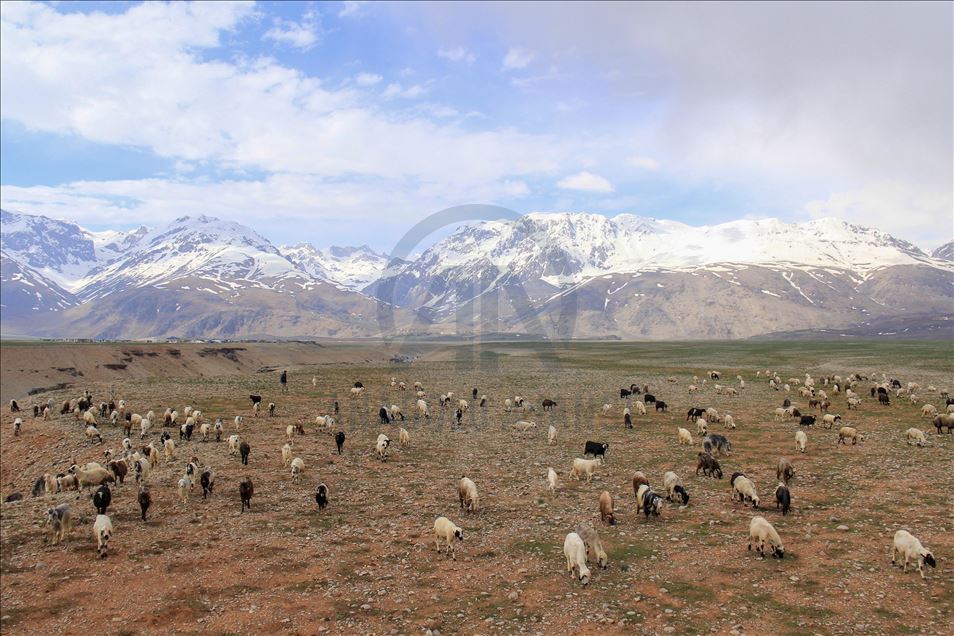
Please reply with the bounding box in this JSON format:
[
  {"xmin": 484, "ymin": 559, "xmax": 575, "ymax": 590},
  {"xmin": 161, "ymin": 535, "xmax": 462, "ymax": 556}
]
[{"xmin": 1, "ymin": 341, "xmax": 952, "ymax": 635}]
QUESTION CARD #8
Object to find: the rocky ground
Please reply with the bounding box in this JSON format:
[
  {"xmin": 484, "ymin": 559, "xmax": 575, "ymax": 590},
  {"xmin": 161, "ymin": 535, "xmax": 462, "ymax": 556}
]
[{"xmin": 1, "ymin": 342, "xmax": 951, "ymax": 635}]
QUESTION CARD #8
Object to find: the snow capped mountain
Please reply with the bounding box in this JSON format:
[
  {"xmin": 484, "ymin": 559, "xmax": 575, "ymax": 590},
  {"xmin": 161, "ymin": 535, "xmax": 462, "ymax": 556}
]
[
  {"xmin": 76, "ymin": 215, "xmax": 317, "ymax": 299},
  {"xmin": 1, "ymin": 208, "xmax": 950, "ymax": 339},
  {"xmin": 280, "ymin": 243, "xmax": 392, "ymax": 292},
  {"xmin": 932, "ymin": 241, "xmax": 954, "ymax": 262}
]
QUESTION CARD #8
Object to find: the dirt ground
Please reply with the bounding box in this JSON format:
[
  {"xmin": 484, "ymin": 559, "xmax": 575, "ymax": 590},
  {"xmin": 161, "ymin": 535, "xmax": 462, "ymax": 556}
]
[{"xmin": 1, "ymin": 341, "xmax": 951, "ymax": 635}]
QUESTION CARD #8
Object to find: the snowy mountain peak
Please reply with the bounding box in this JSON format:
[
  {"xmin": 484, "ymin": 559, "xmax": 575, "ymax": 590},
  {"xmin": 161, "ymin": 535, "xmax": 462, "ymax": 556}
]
[
  {"xmin": 932, "ymin": 241, "xmax": 954, "ymax": 262},
  {"xmin": 280, "ymin": 243, "xmax": 390, "ymax": 291}
]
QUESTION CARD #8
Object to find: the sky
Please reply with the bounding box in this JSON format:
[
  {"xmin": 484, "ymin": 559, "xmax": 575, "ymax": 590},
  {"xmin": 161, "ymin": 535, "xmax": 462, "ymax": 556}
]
[{"xmin": 1, "ymin": 1, "xmax": 951, "ymax": 251}]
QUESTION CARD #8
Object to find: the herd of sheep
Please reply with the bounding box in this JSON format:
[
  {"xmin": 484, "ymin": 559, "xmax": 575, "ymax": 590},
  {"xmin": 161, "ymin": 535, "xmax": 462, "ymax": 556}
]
[{"xmin": 5, "ymin": 367, "xmax": 950, "ymax": 588}]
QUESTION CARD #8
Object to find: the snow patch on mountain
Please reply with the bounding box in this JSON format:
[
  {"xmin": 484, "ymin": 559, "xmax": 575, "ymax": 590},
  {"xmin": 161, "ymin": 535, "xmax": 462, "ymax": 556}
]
[{"xmin": 280, "ymin": 243, "xmax": 391, "ymax": 291}]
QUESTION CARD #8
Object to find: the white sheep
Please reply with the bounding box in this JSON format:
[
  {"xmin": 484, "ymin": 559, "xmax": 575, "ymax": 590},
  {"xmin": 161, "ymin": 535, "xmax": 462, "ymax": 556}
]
[
  {"xmin": 688, "ymin": 384, "xmax": 698, "ymax": 393},
  {"xmin": 633, "ymin": 400, "xmax": 647, "ymax": 415},
  {"xmin": 601, "ymin": 404, "xmax": 612, "ymax": 416},
  {"xmin": 748, "ymin": 516, "xmax": 784, "ymax": 558},
  {"xmin": 795, "ymin": 430, "xmax": 807, "ymax": 454},
  {"xmin": 164, "ymin": 438, "xmax": 175, "ymax": 461},
  {"xmin": 433, "ymin": 516, "xmax": 464, "ymax": 559},
  {"xmin": 290, "ymin": 457, "xmax": 305, "ymax": 481},
  {"xmin": 417, "ymin": 399, "xmax": 429, "ymax": 418},
  {"xmin": 732, "ymin": 475, "xmax": 760, "ymax": 508},
  {"xmin": 723, "ymin": 414, "xmax": 736, "ymax": 429},
  {"xmin": 696, "ymin": 418, "xmax": 709, "ymax": 436},
  {"xmin": 399, "ymin": 427, "xmax": 410, "ymax": 447},
  {"xmin": 891, "ymin": 530, "xmax": 936, "ymax": 578},
  {"xmin": 563, "ymin": 532, "xmax": 591, "ymax": 585},
  {"xmin": 93, "ymin": 514, "xmax": 113, "ymax": 559},
  {"xmin": 457, "ymin": 477, "xmax": 479, "ymax": 513},
  {"xmin": 575, "ymin": 521, "xmax": 608, "ymax": 569},
  {"xmin": 229, "ymin": 435, "xmax": 241, "ymax": 456},
  {"xmin": 286, "ymin": 425, "xmax": 296, "ymax": 439},
  {"xmin": 547, "ymin": 467, "xmax": 558, "ymax": 493},
  {"xmin": 905, "ymin": 428, "xmax": 928, "ymax": 447},
  {"xmin": 838, "ymin": 426, "xmax": 864, "ymax": 445},
  {"xmin": 350, "ymin": 387, "xmax": 363, "ymax": 397},
  {"xmin": 85, "ymin": 425, "xmax": 103, "ymax": 444},
  {"xmin": 252, "ymin": 402, "xmax": 260, "ymax": 417},
  {"xmin": 920, "ymin": 404, "xmax": 937, "ymax": 417},
  {"xmin": 548, "ymin": 425, "xmax": 557, "ymax": 445},
  {"xmin": 663, "ymin": 471, "xmax": 689, "ymax": 505},
  {"xmin": 677, "ymin": 427, "xmax": 693, "ymax": 445},
  {"xmin": 139, "ymin": 417, "xmax": 151, "ymax": 439},
  {"xmin": 504, "ymin": 398, "xmax": 513, "ymax": 413},
  {"xmin": 177, "ymin": 475, "xmax": 192, "ymax": 503},
  {"xmin": 199, "ymin": 421, "xmax": 211, "ymax": 441},
  {"xmin": 774, "ymin": 407, "xmax": 786, "ymax": 421},
  {"xmin": 458, "ymin": 398, "xmax": 468, "ymax": 412},
  {"xmin": 281, "ymin": 442, "xmax": 293, "ymax": 466},
  {"xmin": 569, "ymin": 457, "xmax": 601, "ymax": 482},
  {"xmin": 234, "ymin": 415, "xmax": 244, "ymax": 430},
  {"xmin": 511, "ymin": 420, "xmax": 536, "ymax": 433},
  {"xmin": 375, "ymin": 433, "xmax": 391, "ymax": 461}
]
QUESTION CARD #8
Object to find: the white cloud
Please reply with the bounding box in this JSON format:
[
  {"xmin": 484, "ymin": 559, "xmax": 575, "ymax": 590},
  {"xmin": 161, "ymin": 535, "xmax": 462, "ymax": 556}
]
[
  {"xmin": 804, "ymin": 182, "xmax": 952, "ymax": 249},
  {"xmin": 627, "ymin": 156, "xmax": 659, "ymax": 170},
  {"xmin": 0, "ymin": 3, "xmax": 564, "ymax": 187},
  {"xmin": 557, "ymin": 171, "xmax": 614, "ymax": 193},
  {"xmin": 263, "ymin": 11, "xmax": 320, "ymax": 50},
  {"xmin": 437, "ymin": 46, "xmax": 476, "ymax": 64},
  {"xmin": 354, "ymin": 72, "xmax": 382, "ymax": 86},
  {"xmin": 502, "ymin": 46, "xmax": 536, "ymax": 71},
  {"xmin": 338, "ymin": 1, "xmax": 368, "ymax": 18}
]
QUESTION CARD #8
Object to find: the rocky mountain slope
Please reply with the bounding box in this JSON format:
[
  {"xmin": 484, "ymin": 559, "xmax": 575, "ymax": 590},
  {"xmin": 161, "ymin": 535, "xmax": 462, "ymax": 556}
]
[{"xmin": 1, "ymin": 209, "xmax": 950, "ymax": 339}]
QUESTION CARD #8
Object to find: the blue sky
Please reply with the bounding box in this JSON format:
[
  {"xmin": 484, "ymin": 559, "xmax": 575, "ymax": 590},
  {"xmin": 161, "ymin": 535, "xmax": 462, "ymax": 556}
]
[{"xmin": 1, "ymin": 1, "xmax": 951, "ymax": 250}]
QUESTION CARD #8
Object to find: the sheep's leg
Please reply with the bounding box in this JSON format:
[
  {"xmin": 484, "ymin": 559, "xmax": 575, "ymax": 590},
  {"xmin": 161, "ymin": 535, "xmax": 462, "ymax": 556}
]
[
  {"xmin": 902, "ymin": 555, "xmax": 908, "ymax": 573},
  {"xmin": 917, "ymin": 559, "xmax": 925, "ymax": 579}
]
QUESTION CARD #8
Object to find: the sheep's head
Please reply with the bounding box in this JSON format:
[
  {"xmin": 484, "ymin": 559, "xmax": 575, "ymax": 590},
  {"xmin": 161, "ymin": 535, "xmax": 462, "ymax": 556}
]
[
  {"xmin": 597, "ymin": 550, "xmax": 608, "ymax": 569},
  {"xmin": 751, "ymin": 495, "xmax": 761, "ymax": 508},
  {"xmin": 454, "ymin": 528, "xmax": 464, "ymax": 542},
  {"xmin": 772, "ymin": 545, "xmax": 785, "ymax": 559},
  {"xmin": 579, "ymin": 564, "xmax": 591, "ymax": 585},
  {"xmin": 923, "ymin": 551, "xmax": 937, "ymax": 568},
  {"xmin": 676, "ymin": 486, "xmax": 689, "ymax": 505}
]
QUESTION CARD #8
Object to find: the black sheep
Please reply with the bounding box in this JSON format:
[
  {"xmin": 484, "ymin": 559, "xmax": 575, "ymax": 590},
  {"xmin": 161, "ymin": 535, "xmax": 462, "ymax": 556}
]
[
  {"xmin": 335, "ymin": 431, "xmax": 345, "ymax": 454},
  {"xmin": 9, "ymin": 399, "xmax": 19, "ymax": 413},
  {"xmin": 654, "ymin": 401, "xmax": 668, "ymax": 412},
  {"xmin": 799, "ymin": 415, "xmax": 816, "ymax": 427},
  {"xmin": 93, "ymin": 484, "xmax": 111, "ymax": 515},
  {"xmin": 687, "ymin": 407, "xmax": 705, "ymax": 421},
  {"xmin": 619, "ymin": 388, "xmax": 631, "ymax": 399},
  {"xmin": 240, "ymin": 441, "xmax": 251, "ymax": 465},
  {"xmin": 138, "ymin": 487, "xmax": 151, "ymax": 521},
  {"xmin": 775, "ymin": 484, "xmax": 792, "ymax": 515},
  {"xmin": 584, "ymin": 441, "xmax": 609, "ymax": 460},
  {"xmin": 643, "ymin": 394, "xmax": 656, "ymax": 404},
  {"xmin": 240, "ymin": 478, "xmax": 254, "ymax": 512},
  {"xmin": 200, "ymin": 469, "xmax": 215, "ymax": 499},
  {"xmin": 624, "ymin": 413, "xmax": 633, "ymax": 429},
  {"xmin": 5, "ymin": 492, "xmax": 23, "ymax": 503},
  {"xmin": 249, "ymin": 394, "xmax": 262, "ymax": 406},
  {"xmin": 379, "ymin": 407, "xmax": 391, "ymax": 424},
  {"xmin": 315, "ymin": 483, "xmax": 329, "ymax": 510}
]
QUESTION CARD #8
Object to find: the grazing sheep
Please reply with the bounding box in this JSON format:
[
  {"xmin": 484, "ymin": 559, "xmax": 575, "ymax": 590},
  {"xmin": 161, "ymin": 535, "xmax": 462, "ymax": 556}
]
[
  {"xmin": 378, "ymin": 406, "xmax": 391, "ymax": 424},
  {"xmin": 624, "ymin": 412, "xmax": 633, "ymax": 429},
  {"xmin": 433, "ymin": 516, "xmax": 464, "ymax": 559},
  {"xmin": 892, "ymin": 530, "xmax": 937, "ymax": 579},
  {"xmin": 795, "ymin": 430, "xmax": 808, "ymax": 454},
  {"xmin": 575, "ymin": 521, "xmax": 608, "ymax": 569},
  {"xmin": 511, "ymin": 420, "xmax": 536, "ymax": 433},
  {"xmin": 583, "ymin": 441, "xmax": 609, "ymax": 461},
  {"xmin": 229, "ymin": 435, "xmax": 241, "ymax": 456},
  {"xmin": 633, "ymin": 400, "xmax": 647, "ymax": 416},
  {"xmin": 601, "ymin": 404, "xmax": 612, "ymax": 416},
  {"xmin": 93, "ymin": 514, "xmax": 113, "ymax": 558},
  {"xmin": 703, "ymin": 434, "xmax": 732, "ymax": 456},
  {"xmin": 655, "ymin": 400, "xmax": 668, "ymax": 412},
  {"xmin": 748, "ymin": 516, "xmax": 785, "ymax": 558},
  {"xmin": 677, "ymin": 427, "xmax": 693, "ymax": 445},
  {"xmin": 479, "ymin": 395, "xmax": 487, "ymax": 407},
  {"xmin": 599, "ymin": 490, "xmax": 616, "ymax": 525},
  {"xmin": 74, "ymin": 464, "xmax": 115, "ymax": 490},
  {"xmin": 631, "ymin": 470, "xmax": 649, "ymax": 497},
  {"xmin": 399, "ymin": 427, "xmax": 410, "ymax": 447},
  {"xmin": 723, "ymin": 413, "xmax": 736, "ymax": 429},
  {"xmin": 86, "ymin": 474, "xmax": 111, "ymax": 510},
  {"xmin": 389, "ymin": 404, "xmax": 405, "ymax": 421},
  {"xmin": 838, "ymin": 426, "xmax": 864, "ymax": 445},
  {"xmin": 570, "ymin": 457, "xmax": 602, "ymax": 482},
  {"xmin": 240, "ymin": 441, "xmax": 251, "ymax": 465},
  {"xmin": 776, "ymin": 457, "xmax": 795, "ymax": 484},
  {"xmin": 696, "ymin": 418, "xmax": 709, "ymax": 436},
  {"xmin": 136, "ymin": 486, "xmax": 151, "ymax": 521},
  {"xmin": 178, "ymin": 475, "xmax": 192, "ymax": 503},
  {"xmin": 375, "ymin": 434, "xmax": 391, "ymax": 461},
  {"xmin": 563, "ymin": 532, "xmax": 591, "ymax": 585},
  {"xmin": 200, "ymin": 468, "xmax": 215, "ymax": 498},
  {"xmin": 547, "ymin": 467, "xmax": 558, "ymax": 493},
  {"xmin": 933, "ymin": 414, "xmax": 954, "ymax": 434},
  {"xmin": 240, "ymin": 478, "xmax": 254, "ymax": 513},
  {"xmin": 732, "ymin": 474, "xmax": 760, "ymax": 508},
  {"xmin": 281, "ymin": 442, "xmax": 293, "ymax": 466},
  {"xmin": 457, "ymin": 477, "xmax": 479, "ymax": 514},
  {"xmin": 46, "ymin": 504, "xmax": 73, "ymax": 545},
  {"xmin": 315, "ymin": 483, "xmax": 329, "ymax": 510},
  {"xmin": 163, "ymin": 437, "xmax": 175, "ymax": 461},
  {"xmin": 637, "ymin": 484, "xmax": 664, "ymax": 518},
  {"xmin": 775, "ymin": 483, "xmax": 792, "ymax": 515},
  {"xmin": 663, "ymin": 471, "xmax": 689, "ymax": 505},
  {"xmin": 417, "ymin": 399, "xmax": 430, "ymax": 419},
  {"xmin": 905, "ymin": 428, "xmax": 928, "ymax": 446},
  {"xmin": 286, "ymin": 425, "xmax": 296, "ymax": 439},
  {"xmin": 290, "ymin": 457, "xmax": 305, "ymax": 481},
  {"xmin": 335, "ymin": 431, "xmax": 346, "ymax": 454},
  {"xmin": 696, "ymin": 453, "xmax": 723, "ymax": 478},
  {"xmin": 821, "ymin": 414, "xmax": 842, "ymax": 429}
]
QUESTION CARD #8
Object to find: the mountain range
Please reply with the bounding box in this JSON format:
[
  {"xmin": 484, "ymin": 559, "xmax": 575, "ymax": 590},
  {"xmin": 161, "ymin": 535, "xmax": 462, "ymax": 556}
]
[{"xmin": 2, "ymin": 209, "xmax": 951, "ymax": 340}]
